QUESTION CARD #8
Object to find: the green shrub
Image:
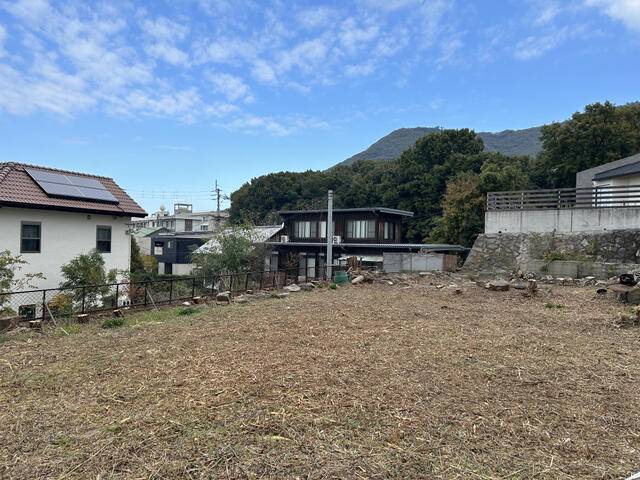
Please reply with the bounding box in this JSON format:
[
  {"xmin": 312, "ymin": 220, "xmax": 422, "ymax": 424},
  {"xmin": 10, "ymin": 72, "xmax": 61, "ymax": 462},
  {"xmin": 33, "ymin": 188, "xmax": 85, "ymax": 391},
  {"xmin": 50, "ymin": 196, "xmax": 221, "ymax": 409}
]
[
  {"xmin": 101, "ymin": 317, "xmax": 125, "ymax": 329},
  {"xmin": 544, "ymin": 303, "xmax": 564, "ymax": 309},
  {"xmin": 55, "ymin": 322, "xmax": 82, "ymax": 336},
  {"xmin": 542, "ymin": 250, "xmax": 569, "ymax": 262},
  {"xmin": 177, "ymin": 307, "xmax": 199, "ymax": 316},
  {"xmin": 329, "ymin": 283, "xmax": 337, "ymax": 290},
  {"xmin": 48, "ymin": 293, "xmax": 74, "ymax": 318}
]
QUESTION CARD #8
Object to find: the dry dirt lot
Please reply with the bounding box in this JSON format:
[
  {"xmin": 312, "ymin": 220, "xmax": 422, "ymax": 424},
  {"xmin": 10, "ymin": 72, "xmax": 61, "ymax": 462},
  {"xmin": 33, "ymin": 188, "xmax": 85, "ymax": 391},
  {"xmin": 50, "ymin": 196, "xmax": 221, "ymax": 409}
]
[{"xmin": 1, "ymin": 277, "xmax": 639, "ymax": 479}]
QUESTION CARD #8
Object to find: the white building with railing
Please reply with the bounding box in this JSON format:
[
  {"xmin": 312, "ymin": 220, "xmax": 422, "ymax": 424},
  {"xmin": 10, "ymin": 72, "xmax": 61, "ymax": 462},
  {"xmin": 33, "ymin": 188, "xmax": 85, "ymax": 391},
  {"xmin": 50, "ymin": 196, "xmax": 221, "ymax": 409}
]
[{"xmin": 486, "ymin": 153, "xmax": 640, "ymax": 234}]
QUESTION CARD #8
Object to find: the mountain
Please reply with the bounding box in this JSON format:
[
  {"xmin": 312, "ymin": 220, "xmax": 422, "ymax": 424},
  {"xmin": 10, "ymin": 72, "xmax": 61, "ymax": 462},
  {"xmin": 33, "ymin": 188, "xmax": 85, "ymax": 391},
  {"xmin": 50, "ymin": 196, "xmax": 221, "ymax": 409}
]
[{"xmin": 338, "ymin": 126, "xmax": 543, "ymax": 166}]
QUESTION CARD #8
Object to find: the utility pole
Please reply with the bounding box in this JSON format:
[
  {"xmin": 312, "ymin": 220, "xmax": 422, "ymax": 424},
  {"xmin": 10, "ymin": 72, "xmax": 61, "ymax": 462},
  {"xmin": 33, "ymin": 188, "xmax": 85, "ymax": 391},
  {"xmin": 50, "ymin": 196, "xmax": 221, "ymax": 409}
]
[
  {"xmin": 326, "ymin": 190, "xmax": 333, "ymax": 281},
  {"xmin": 214, "ymin": 180, "xmax": 221, "ymax": 215}
]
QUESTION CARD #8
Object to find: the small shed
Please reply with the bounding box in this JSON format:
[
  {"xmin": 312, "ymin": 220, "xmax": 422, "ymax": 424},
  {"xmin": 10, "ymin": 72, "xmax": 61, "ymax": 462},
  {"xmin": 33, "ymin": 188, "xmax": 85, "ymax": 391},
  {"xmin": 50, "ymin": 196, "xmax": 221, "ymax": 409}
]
[{"xmin": 383, "ymin": 252, "xmax": 458, "ymax": 273}]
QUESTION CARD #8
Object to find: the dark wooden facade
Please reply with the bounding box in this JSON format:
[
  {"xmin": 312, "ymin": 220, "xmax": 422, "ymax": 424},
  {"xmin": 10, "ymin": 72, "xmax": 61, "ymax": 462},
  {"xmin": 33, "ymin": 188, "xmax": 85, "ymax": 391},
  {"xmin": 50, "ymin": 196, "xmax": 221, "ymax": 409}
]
[
  {"xmin": 279, "ymin": 209, "xmax": 404, "ymax": 244},
  {"xmin": 271, "ymin": 208, "xmax": 416, "ymax": 273}
]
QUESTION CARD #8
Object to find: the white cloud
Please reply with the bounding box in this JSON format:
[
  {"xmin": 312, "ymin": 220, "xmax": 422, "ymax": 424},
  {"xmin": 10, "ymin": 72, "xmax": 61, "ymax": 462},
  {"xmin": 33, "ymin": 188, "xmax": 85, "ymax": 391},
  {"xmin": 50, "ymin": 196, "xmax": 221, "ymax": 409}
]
[
  {"xmin": 296, "ymin": 6, "xmax": 337, "ymax": 29},
  {"xmin": 153, "ymin": 144, "xmax": 193, "ymax": 152},
  {"xmin": 145, "ymin": 42, "xmax": 189, "ymax": 66},
  {"xmin": 0, "ymin": 0, "xmax": 463, "ymax": 132},
  {"xmin": 586, "ymin": 0, "xmax": 640, "ymax": 31},
  {"xmin": 345, "ymin": 61, "xmax": 376, "ymax": 77},
  {"xmin": 208, "ymin": 72, "xmax": 253, "ymax": 102},
  {"xmin": 529, "ymin": 0, "xmax": 563, "ymax": 26},
  {"xmin": 141, "ymin": 17, "xmax": 189, "ymax": 65},
  {"xmin": 0, "ymin": 63, "xmax": 95, "ymax": 115},
  {"xmin": 251, "ymin": 59, "xmax": 278, "ymax": 84},
  {"xmin": 193, "ymin": 37, "xmax": 258, "ymax": 65},
  {"xmin": 0, "ymin": 24, "xmax": 6, "ymax": 57},
  {"xmin": 141, "ymin": 17, "xmax": 188, "ymax": 41},
  {"xmin": 221, "ymin": 114, "xmax": 328, "ymax": 136},
  {"xmin": 278, "ymin": 37, "xmax": 330, "ymax": 74},
  {"xmin": 513, "ymin": 26, "xmax": 585, "ymax": 59},
  {"xmin": 3, "ymin": 0, "xmax": 51, "ymax": 24}
]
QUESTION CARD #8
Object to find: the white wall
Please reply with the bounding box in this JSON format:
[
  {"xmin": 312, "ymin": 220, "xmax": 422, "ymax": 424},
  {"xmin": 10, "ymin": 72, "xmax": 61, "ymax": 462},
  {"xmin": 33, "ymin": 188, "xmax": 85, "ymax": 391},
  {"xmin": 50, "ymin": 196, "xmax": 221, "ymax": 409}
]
[
  {"xmin": 0, "ymin": 207, "xmax": 131, "ymax": 290},
  {"xmin": 486, "ymin": 207, "xmax": 640, "ymax": 234},
  {"xmin": 594, "ymin": 174, "xmax": 640, "ymax": 188}
]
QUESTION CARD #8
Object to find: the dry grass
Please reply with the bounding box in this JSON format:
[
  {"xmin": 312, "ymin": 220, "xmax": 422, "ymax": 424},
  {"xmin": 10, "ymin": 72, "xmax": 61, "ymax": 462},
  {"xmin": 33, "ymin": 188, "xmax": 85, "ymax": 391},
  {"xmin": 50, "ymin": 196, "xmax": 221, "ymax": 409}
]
[{"xmin": 1, "ymin": 278, "xmax": 639, "ymax": 479}]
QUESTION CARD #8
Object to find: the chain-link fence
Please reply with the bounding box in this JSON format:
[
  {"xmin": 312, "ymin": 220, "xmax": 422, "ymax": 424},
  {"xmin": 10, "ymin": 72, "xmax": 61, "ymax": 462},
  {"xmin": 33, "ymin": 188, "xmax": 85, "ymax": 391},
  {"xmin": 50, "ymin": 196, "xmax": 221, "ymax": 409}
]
[{"xmin": 0, "ymin": 264, "xmax": 342, "ymax": 324}]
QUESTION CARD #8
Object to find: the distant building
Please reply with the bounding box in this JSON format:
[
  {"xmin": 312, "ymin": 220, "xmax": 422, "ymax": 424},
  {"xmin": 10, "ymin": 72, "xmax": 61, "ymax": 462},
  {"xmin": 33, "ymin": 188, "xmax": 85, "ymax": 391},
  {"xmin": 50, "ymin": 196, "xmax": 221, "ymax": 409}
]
[
  {"xmin": 576, "ymin": 152, "xmax": 640, "ymax": 190},
  {"xmin": 267, "ymin": 207, "xmax": 465, "ymax": 275},
  {"xmin": 129, "ymin": 203, "xmax": 228, "ymax": 234},
  {"xmin": 486, "ymin": 152, "xmax": 640, "ymax": 234},
  {"xmin": 196, "ymin": 224, "xmax": 285, "ymax": 271},
  {"xmin": 0, "ymin": 162, "xmax": 146, "ymax": 290},
  {"xmin": 131, "ymin": 226, "xmax": 169, "ymax": 255},
  {"xmin": 150, "ymin": 232, "xmax": 214, "ymax": 276}
]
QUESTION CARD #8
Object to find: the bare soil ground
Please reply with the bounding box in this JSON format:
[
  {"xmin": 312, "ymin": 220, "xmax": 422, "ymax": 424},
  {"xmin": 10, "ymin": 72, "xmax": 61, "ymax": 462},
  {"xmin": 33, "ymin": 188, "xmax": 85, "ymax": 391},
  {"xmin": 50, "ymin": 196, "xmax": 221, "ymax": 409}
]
[{"xmin": 1, "ymin": 277, "xmax": 639, "ymax": 479}]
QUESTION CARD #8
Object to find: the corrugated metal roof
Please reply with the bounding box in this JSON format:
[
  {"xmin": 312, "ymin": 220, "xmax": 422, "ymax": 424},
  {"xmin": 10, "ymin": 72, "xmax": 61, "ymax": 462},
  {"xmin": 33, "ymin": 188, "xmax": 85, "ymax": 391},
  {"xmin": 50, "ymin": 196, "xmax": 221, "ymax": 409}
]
[
  {"xmin": 278, "ymin": 207, "xmax": 414, "ymax": 217},
  {"xmin": 195, "ymin": 225, "xmax": 284, "ymax": 254},
  {"xmin": 0, "ymin": 162, "xmax": 146, "ymax": 217},
  {"xmin": 132, "ymin": 227, "xmax": 168, "ymax": 237}
]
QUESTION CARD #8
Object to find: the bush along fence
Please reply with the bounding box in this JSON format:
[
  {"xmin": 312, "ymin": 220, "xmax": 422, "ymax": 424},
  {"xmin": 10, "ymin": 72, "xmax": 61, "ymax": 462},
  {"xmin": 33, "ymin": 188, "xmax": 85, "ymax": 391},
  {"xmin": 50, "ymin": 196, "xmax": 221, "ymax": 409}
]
[{"xmin": 0, "ymin": 265, "xmax": 346, "ymax": 326}]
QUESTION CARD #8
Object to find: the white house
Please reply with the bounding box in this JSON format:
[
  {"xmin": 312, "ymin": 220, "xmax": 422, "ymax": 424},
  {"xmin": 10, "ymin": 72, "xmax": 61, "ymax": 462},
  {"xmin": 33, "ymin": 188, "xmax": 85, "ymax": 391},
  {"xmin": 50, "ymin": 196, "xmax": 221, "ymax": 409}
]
[
  {"xmin": 129, "ymin": 203, "xmax": 229, "ymax": 233},
  {"xmin": 485, "ymin": 152, "xmax": 640, "ymax": 234},
  {"xmin": 0, "ymin": 162, "xmax": 147, "ymax": 290}
]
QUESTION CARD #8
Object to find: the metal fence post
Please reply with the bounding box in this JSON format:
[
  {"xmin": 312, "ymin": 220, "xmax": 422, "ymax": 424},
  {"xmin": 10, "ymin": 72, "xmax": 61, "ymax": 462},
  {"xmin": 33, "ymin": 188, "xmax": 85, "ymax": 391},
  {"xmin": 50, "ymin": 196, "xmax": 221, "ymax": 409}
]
[
  {"xmin": 191, "ymin": 277, "xmax": 196, "ymax": 298},
  {"xmin": 81, "ymin": 286, "xmax": 86, "ymax": 313},
  {"xmin": 259, "ymin": 271, "xmax": 264, "ymax": 290},
  {"xmin": 144, "ymin": 283, "xmax": 148, "ymax": 307},
  {"xmin": 169, "ymin": 278, "xmax": 174, "ymax": 302},
  {"xmin": 115, "ymin": 284, "xmax": 119, "ymax": 308},
  {"xmin": 42, "ymin": 290, "xmax": 46, "ymax": 321}
]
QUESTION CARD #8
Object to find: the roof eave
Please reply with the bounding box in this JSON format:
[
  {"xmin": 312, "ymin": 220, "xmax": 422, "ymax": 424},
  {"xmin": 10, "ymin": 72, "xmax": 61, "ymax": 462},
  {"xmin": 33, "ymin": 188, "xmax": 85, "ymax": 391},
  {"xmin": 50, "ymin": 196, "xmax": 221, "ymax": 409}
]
[{"xmin": 0, "ymin": 200, "xmax": 147, "ymax": 217}]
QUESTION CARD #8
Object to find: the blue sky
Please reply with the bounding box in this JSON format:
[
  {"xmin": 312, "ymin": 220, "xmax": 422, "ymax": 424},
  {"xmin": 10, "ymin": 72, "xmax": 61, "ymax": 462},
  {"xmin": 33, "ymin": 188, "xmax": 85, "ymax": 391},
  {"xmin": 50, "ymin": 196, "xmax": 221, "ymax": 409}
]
[{"xmin": 0, "ymin": 0, "xmax": 639, "ymax": 214}]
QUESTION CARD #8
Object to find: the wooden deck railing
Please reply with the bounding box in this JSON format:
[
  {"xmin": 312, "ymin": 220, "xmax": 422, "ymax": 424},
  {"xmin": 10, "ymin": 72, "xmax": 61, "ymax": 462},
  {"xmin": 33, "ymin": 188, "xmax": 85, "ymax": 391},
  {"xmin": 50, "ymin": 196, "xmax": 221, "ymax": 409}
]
[{"xmin": 487, "ymin": 185, "xmax": 640, "ymax": 211}]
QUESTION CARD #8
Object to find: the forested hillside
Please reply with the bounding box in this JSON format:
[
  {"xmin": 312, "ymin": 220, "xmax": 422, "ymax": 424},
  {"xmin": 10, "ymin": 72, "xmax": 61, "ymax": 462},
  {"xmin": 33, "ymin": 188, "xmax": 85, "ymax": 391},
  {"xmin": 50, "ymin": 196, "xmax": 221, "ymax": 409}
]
[
  {"xmin": 230, "ymin": 101, "xmax": 640, "ymax": 246},
  {"xmin": 339, "ymin": 126, "xmax": 542, "ymax": 166}
]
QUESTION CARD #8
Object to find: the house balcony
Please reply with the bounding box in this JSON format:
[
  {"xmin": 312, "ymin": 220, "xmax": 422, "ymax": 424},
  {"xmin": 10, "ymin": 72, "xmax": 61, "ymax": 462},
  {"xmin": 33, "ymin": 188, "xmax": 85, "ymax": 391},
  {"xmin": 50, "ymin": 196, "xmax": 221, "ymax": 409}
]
[{"xmin": 485, "ymin": 185, "xmax": 640, "ymax": 234}]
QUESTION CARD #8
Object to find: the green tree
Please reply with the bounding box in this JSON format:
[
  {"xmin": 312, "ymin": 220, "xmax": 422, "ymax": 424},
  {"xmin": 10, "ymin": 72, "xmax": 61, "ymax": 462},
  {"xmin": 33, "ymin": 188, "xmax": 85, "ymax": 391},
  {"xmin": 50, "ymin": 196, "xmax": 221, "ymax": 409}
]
[
  {"xmin": 430, "ymin": 153, "xmax": 531, "ymax": 246},
  {"xmin": 192, "ymin": 226, "xmax": 270, "ymax": 277},
  {"xmin": 388, "ymin": 129, "xmax": 485, "ymax": 241},
  {"xmin": 429, "ymin": 172, "xmax": 485, "ymax": 246},
  {"xmin": 60, "ymin": 249, "xmax": 118, "ymax": 308},
  {"xmin": 532, "ymin": 101, "xmax": 640, "ymax": 188},
  {"xmin": 130, "ymin": 237, "xmax": 146, "ymax": 280},
  {"xmin": 0, "ymin": 250, "xmax": 44, "ymax": 315}
]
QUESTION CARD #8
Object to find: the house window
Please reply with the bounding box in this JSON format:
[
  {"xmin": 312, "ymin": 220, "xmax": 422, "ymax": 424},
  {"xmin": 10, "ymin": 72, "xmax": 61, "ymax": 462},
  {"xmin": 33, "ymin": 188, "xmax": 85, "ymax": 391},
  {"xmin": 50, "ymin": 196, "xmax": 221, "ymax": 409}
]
[
  {"xmin": 201, "ymin": 224, "xmax": 209, "ymax": 231},
  {"xmin": 346, "ymin": 220, "xmax": 375, "ymax": 239},
  {"xmin": 96, "ymin": 226, "xmax": 112, "ymax": 253},
  {"xmin": 185, "ymin": 219, "xmax": 193, "ymax": 232},
  {"xmin": 294, "ymin": 221, "xmax": 317, "ymax": 238},
  {"xmin": 20, "ymin": 222, "xmax": 41, "ymax": 253},
  {"xmin": 319, "ymin": 221, "xmax": 336, "ymax": 238},
  {"xmin": 384, "ymin": 221, "xmax": 395, "ymax": 240}
]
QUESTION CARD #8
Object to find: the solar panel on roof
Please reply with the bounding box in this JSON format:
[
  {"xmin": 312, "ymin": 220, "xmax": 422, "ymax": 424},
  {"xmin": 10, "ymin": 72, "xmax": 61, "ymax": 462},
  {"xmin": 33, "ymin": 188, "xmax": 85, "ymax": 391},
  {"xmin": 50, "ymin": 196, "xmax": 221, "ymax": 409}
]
[{"xmin": 25, "ymin": 168, "xmax": 119, "ymax": 204}]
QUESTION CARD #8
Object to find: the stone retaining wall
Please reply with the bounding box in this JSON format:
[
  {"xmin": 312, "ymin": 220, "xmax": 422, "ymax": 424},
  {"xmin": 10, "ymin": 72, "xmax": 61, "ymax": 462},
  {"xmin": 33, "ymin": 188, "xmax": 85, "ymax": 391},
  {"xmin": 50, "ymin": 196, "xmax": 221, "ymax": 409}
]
[{"xmin": 464, "ymin": 230, "xmax": 640, "ymax": 277}]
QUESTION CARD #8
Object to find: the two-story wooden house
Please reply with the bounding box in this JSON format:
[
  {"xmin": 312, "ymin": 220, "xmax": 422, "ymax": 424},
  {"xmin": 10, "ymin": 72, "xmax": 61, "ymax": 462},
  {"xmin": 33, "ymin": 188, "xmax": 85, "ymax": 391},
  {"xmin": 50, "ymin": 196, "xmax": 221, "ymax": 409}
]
[{"xmin": 267, "ymin": 207, "xmax": 460, "ymax": 275}]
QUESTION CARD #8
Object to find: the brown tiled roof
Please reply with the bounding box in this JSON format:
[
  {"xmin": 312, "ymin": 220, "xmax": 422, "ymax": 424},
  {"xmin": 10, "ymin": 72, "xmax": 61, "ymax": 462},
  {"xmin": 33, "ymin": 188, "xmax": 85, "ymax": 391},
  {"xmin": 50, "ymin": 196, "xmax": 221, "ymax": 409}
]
[{"xmin": 0, "ymin": 162, "xmax": 147, "ymax": 217}]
